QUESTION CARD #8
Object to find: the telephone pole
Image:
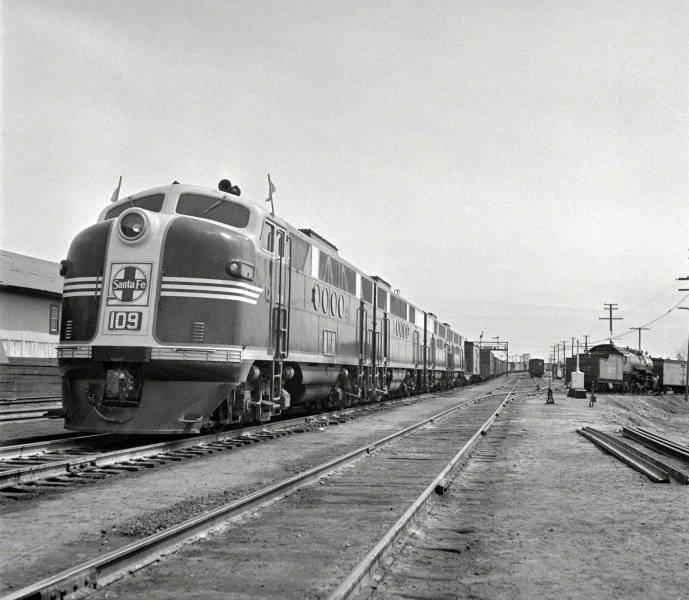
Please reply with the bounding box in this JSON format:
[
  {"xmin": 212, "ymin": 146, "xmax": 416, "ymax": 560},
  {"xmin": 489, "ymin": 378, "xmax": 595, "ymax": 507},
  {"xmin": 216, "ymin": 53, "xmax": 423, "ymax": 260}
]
[
  {"xmin": 599, "ymin": 303, "xmax": 622, "ymax": 344},
  {"xmin": 678, "ymin": 274, "xmax": 689, "ymax": 401},
  {"xmin": 561, "ymin": 340, "xmax": 567, "ymax": 381},
  {"xmin": 629, "ymin": 326, "xmax": 650, "ymax": 351},
  {"xmin": 678, "ymin": 307, "xmax": 689, "ymax": 402},
  {"xmin": 570, "ymin": 337, "xmax": 575, "ymax": 358},
  {"xmin": 582, "ymin": 334, "xmax": 590, "ymax": 352},
  {"xmin": 554, "ymin": 344, "xmax": 559, "ymax": 377}
]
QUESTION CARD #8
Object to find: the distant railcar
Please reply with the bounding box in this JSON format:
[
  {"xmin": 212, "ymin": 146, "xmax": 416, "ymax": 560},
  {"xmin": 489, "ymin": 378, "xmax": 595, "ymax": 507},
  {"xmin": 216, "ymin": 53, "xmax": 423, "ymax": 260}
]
[
  {"xmin": 528, "ymin": 358, "xmax": 544, "ymax": 378},
  {"xmin": 652, "ymin": 358, "xmax": 687, "ymax": 394}
]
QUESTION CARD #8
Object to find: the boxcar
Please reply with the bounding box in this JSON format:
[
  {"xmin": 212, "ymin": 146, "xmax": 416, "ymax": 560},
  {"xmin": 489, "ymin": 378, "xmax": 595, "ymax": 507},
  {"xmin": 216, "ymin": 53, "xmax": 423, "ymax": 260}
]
[
  {"xmin": 652, "ymin": 358, "xmax": 688, "ymax": 394},
  {"xmin": 528, "ymin": 358, "xmax": 544, "ymax": 378}
]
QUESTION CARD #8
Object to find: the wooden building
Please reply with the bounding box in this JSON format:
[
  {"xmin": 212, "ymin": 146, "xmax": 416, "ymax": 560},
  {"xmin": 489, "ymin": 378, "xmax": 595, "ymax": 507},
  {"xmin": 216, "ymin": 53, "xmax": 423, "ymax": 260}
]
[{"xmin": 0, "ymin": 250, "xmax": 62, "ymax": 359}]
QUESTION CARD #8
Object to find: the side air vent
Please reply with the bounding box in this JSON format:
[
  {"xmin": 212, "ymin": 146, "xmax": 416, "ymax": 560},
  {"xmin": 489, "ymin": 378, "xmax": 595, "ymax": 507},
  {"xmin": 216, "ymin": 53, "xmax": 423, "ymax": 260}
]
[
  {"xmin": 64, "ymin": 320, "xmax": 73, "ymax": 341},
  {"xmin": 192, "ymin": 321, "xmax": 206, "ymax": 343}
]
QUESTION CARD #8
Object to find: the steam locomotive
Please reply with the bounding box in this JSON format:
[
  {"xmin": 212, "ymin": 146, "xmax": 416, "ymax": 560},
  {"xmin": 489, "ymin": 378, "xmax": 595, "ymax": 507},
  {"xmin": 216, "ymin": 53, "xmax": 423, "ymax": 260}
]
[
  {"xmin": 565, "ymin": 344, "xmax": 656, "ymax": 393},
  {"xmin": 57, "ymin": 180, "xmax": 505, "ymax": 434}
]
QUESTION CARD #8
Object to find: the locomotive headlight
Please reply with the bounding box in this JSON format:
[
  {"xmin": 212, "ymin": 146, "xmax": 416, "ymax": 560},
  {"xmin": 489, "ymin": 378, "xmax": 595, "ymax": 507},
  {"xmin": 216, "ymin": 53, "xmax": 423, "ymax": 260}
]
[
  {"xmin": 226, "ymin": 260, "xmax": 255, "ymax": 281},
  {"xmin": 117, "ymin": 209, "xmax": 148, "ymax": 243}
]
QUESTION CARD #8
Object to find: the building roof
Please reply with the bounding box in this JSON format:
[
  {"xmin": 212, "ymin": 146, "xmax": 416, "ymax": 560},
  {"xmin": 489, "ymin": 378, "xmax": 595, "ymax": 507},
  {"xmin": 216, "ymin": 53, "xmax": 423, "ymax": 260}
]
[{"xmin": 0, "ymin": 250, "xmax": 62, "ymax": 295}]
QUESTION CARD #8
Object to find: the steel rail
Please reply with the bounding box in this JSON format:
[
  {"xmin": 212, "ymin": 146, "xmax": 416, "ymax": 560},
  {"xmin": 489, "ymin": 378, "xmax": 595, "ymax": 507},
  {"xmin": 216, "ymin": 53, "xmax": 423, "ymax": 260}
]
[
  {"xmin": 0, "ymin": 386, "xmax": 510, "ymax": 600},
  {"xmin": 578, "ymin": 428, "xmax": 668, "ymax": 482},
  {"xmin": 0, "ymin": 434, "xmax": 110, "ymax": 461},
  {"xmin": 0, "ymin": 407, "xmax": 59, "ymax": 417},
  {"xmin": 582, "ymin": 427, "xmax": 688, "ymax": 484},
  {"xmin": 0, "ymin": 384, "xmax": 510, "ymax": 490},
  {"xmin": 0, "ymin": 396, "xmax": 433, "ymax": 460},
  {"xmin": 634, "ymin": 426, "xmax": 689, "ymax": 453},
  {"xmin": 0, "ymin": 397, "xmax": 61, "ymax": 405},
  {"xmin": 0, "ymin": 410, "xmax": 56, "ymax": 423},
  {"xmin": 327, "ymin": 379, "xmax": 521, "ymax": 600},
  {"xmin": 622, "ymin": 427, "xmax": 689, "ymax": 462}
]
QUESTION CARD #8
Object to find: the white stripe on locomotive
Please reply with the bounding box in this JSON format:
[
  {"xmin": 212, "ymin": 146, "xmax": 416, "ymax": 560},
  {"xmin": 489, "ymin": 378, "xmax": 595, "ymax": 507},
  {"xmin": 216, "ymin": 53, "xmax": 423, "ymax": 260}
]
[
  {"xmin": 161, "ymin": 276, "xmax": 263, "ymax": 293},
  {"xmin": 160, "ymin": 283, "xmax": 260, "ymax": 299},
  {"xmin": 159, "ymin": 291, "xmax": 258, "ymax": 304}
]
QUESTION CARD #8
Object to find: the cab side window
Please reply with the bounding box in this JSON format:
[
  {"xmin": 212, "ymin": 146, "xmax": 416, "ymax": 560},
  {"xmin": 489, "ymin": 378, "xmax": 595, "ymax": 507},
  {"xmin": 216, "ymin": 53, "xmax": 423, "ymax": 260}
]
[{"xmin": 261, "ymin": 221, "xmax": 274, "ymax": 252}]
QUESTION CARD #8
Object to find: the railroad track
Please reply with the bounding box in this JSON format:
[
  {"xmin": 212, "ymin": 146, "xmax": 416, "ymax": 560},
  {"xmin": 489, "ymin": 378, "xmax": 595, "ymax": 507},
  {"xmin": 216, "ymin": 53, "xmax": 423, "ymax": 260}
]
[
  {"xmin": 0, "ymin": 380, "xmax": 519, "ymax": 499},
  {"xmin": 0, "ymin": 376, "xmax": 522, "ymax": 600},
  {"xmin": 0, "ymin": 397, "xmax": 62, "ymax": 423}
]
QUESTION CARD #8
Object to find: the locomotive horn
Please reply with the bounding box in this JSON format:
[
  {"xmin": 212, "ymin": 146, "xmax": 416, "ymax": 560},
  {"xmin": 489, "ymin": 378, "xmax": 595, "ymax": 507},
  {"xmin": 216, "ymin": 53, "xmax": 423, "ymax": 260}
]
[{"xmin": 218, "ymin": 179, "xmax": 241, "ymax": 196}]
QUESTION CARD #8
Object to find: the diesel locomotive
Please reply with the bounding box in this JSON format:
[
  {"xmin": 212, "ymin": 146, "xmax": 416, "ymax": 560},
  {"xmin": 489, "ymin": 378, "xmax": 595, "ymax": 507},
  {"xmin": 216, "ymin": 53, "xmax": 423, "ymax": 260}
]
[{"xmin": 57, "ymin": 180, "xmax": 504, "ymax": 434}]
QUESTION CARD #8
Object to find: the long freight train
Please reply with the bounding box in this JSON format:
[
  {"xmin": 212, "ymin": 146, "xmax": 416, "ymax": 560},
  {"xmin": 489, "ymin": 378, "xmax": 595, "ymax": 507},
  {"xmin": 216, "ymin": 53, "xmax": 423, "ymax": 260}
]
[{"xmin": 57, "ymin": 180, "xmax": 507, "ymax": 434}]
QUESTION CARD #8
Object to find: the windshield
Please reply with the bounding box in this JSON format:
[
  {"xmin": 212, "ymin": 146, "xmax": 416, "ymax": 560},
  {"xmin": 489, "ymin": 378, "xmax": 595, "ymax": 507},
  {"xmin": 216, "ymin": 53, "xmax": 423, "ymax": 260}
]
[
  {"xmin": 176, "ymin": 193, "xmax": 250, "ymax": 228},
  {"xmin": 105, "ymin": 194, "xmax": 165, "ymax": 220}
]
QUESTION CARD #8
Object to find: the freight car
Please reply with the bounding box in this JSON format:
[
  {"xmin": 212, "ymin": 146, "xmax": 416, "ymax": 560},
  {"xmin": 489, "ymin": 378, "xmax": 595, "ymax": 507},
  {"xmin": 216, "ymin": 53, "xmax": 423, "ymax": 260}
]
[
  {"xmin": 528, "ymin": 358, "xmax": 544, "ymax": 378},
  {"xmin": 464, "ymin": 341, "xmax": 481, "ymax": 383},
  {"xmin": 652, "ymin": 358, "xmax": 688, "ymax": 394},
  {"xmin": 479, "ymin": 348, "xmax": 507, "ymax": 380},
  {"xmin": 57, "ymin": 180, "xmax": 480, "ymax": 434}
]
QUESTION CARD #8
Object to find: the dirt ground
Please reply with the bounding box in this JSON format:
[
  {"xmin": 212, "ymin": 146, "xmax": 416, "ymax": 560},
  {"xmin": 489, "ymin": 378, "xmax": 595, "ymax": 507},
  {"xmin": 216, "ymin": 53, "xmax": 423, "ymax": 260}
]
[
  {"xmin": 369, "ymin": 385, "xmax": 689, "ymax": 600},
  {"xmin": 87, "ymin": 383, "xmax": 518, "ymax": 600},
  {"xmin": 0, "ymin": 378, "xmax": 506, "ymax": 595}
]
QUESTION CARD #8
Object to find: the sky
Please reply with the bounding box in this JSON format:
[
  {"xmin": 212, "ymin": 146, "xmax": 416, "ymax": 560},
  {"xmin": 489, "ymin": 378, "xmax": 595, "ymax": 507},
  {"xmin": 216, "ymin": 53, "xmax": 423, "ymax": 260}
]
[{"xmin": 1, "ymin": 0, "xmax": 688, "ymax": 359}]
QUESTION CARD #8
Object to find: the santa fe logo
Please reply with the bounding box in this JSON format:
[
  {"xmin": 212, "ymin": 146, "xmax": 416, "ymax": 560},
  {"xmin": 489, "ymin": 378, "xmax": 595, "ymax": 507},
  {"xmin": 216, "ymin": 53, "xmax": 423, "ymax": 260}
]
[{"xmin": 112, "ymin": 266, "xmax": 148, "ymax": 302}]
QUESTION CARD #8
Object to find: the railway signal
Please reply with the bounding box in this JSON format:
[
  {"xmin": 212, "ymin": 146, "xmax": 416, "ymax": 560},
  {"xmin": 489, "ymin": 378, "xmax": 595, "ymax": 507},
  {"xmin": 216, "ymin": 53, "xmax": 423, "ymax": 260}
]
[{"xmin": 599, "ymin": 303, "xmax": 622, "ymax": 343}]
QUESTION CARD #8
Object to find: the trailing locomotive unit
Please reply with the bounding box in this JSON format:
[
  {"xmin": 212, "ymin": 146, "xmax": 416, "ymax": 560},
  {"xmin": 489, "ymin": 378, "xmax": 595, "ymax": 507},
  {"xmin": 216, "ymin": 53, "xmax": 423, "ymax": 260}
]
[{"xmin": 58, "ymin": 181, "xmax": 470, "ymax": 434}]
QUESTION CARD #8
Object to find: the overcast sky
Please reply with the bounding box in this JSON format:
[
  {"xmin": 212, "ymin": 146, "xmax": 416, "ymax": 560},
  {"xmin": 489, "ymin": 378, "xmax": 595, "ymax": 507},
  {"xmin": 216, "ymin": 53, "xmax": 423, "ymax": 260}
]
[{"xmin": 1, "ymin": 1, "xmax": 688, "ymax": 358}]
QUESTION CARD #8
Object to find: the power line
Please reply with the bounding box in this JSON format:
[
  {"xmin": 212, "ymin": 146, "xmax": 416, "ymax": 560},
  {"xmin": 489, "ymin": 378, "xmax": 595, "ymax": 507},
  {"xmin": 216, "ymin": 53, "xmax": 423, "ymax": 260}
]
[
  {"xmin": 637, "ymin": 294, "xmax": 689, "ymax": 329},
  {"xmin": 485, "ymin": 294, "xmax": 689, "ymax": 352},
  {"xmin": 623, "ymin": 289, "xmax": 678, "ymax": 314}
]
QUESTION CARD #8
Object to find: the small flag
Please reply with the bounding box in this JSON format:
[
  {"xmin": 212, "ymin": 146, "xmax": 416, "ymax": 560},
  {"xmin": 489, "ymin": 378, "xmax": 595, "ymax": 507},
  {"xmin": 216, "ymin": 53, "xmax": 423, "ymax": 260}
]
[
  {"xmin": 110, "ymin": 176, "xmax": 122, "ymax": 203},
  {"xmin": 265, "ymin": 174, "xmax": 276, "ymax": 215},
  {"xmin": 265, "ymin": 174, "xmax": 276, "ymax": 202}
]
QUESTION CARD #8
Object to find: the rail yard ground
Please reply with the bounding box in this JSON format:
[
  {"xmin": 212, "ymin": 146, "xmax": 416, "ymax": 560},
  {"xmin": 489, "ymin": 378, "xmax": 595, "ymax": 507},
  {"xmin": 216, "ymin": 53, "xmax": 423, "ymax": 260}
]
[
  {"xmin": 2, "ymin": 377, "xmax": 689, "ymax": 599},
  {"xmin": 368, "ymin": 386, "xmax": 689, "ymax": 600}
]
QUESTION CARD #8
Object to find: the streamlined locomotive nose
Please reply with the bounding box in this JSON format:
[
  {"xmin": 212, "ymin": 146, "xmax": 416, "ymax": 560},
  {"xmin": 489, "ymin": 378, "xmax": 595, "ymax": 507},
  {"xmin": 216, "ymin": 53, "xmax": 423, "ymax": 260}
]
[{"xmin": 60, "ymin": 203, "xmax": 260, "ymax": 434}]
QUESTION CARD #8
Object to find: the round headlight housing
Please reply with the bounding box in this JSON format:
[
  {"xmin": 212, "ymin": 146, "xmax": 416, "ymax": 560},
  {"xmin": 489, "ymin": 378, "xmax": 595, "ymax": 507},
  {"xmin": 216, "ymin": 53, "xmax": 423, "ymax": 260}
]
[{"xmin": 120, "ymin": 211, "xmax": 147, "ymax": 240}]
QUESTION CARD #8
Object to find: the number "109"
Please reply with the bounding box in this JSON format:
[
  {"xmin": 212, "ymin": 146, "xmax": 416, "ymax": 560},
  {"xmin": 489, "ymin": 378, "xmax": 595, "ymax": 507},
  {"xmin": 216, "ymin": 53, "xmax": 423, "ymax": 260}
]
[{"xmin": 108, "ymin": 311, "xmax": 142, "ymax": 331}]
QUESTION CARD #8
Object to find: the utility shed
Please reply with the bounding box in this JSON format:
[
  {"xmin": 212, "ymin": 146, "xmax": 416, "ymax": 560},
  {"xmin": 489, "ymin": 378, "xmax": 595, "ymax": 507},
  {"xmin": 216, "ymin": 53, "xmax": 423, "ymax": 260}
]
[{"xmin": 0, "ymin": 250, "xmax": 63, "ymax": 359}]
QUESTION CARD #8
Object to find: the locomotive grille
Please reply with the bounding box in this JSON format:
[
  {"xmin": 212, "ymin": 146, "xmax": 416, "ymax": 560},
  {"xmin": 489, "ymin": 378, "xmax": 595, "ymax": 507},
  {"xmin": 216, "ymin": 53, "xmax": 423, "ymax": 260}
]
[
  {"xmin": 64, "ymin": 320, "xmax": 73, "ymax": 340},
  {"xmin": 192, "ymin": 321, "xmax": 206, "ymax": 343}
]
